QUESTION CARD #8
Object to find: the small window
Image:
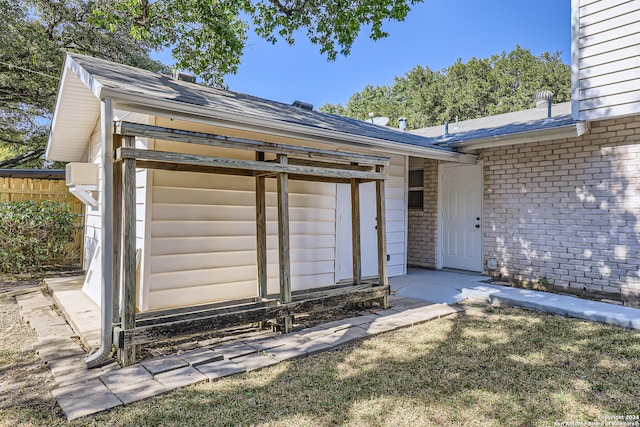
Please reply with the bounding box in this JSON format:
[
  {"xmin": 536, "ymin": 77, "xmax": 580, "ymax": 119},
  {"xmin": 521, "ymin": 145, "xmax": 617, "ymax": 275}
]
[
  {"xmin": 408, "ymin": 169, "xmax": 424, "ymax": 210},
  {"xmin": 408, "ymin": 170, "xmax": 424, "ymax": 188}
]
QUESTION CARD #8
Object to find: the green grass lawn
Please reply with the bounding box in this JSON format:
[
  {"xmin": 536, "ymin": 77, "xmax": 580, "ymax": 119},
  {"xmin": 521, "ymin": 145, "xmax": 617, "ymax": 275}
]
[{"xmin": 2, "ymin": 303, "xmax": 640, "ymax": 427}]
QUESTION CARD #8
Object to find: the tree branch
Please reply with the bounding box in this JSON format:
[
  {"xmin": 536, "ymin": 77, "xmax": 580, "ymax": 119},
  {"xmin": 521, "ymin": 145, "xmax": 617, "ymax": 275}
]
[{"xmin": 0, "ymin": 147, "xmax": 45, "ymax": 168}]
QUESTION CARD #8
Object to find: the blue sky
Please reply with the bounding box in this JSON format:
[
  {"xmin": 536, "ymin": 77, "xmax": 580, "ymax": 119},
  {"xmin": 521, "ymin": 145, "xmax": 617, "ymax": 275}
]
[{"xmin": 154, "ymin": 0, "xmax": 571, "ymax": 109}]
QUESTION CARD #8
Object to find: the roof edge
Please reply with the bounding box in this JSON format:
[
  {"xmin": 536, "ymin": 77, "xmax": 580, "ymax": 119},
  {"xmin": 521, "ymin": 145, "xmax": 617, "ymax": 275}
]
[
  {"xmin": 108, "ymin": 90, "xmax": 475, "ymax": 163},
  {"xmin": 449, "ymin": 122, "xmax": 587, "ymax": 152}
]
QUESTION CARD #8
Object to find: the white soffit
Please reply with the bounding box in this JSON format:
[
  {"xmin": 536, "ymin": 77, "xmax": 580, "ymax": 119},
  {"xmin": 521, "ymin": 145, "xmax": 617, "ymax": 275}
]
[{"xmin": 46, "ymin": 59, "xmax": 101, "ymax": 162}]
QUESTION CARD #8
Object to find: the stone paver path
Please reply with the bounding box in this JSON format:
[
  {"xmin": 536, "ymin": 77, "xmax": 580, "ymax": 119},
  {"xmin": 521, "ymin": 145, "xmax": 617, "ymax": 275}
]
[{"xmin": 15, "ymin": 290, "xmax": 461, "ymax": 421}]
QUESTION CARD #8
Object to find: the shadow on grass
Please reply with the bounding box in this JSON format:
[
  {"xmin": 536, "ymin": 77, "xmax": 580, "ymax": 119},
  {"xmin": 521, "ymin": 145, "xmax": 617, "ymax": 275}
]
[{"xmin": 13, "ymin": 305, "xmax": 640, "ymax": 426}]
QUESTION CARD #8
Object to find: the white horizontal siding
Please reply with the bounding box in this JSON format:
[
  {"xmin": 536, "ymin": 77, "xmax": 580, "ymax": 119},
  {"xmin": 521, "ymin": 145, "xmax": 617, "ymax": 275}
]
[
  {"xmin": 148, "ymin": 167, "xmax": 338, "ymax": 310},
  {"xmin": 574, "ymin": 0, "xmax": 640, "ymax": 120},
  {"xmin": 387, "ymin": 154, "xmax": 407, "ymax": 277}
]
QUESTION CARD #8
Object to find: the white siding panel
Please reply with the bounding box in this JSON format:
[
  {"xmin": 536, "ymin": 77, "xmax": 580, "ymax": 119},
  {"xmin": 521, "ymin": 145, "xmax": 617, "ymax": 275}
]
[
  {"xmin": 579, "ymin": 1, "xmax": 638, "ymax": 26},
  {"xmin": 148, "ymin": 168, "xmax": 339, "ymax": 310},
  {"xmin": 579, "ymin": 56, "xmax": 638, "ymax": 79},
  {"xmin": 580, "ymin": 32, "xmax": 640, "ymax": 58},
  {"xmin": 575, "ymin": 0, "xmax": 640, "ymax": 120},
  {"xmin": 578, "ymin": 9, "xmax": 640, "ymax": 37},
  {"xmin": 148, "ymin": 281, "xmax": 257, "ymax": 309},
  {"xmin": 579, "ymin": 44, "xmax": 640, "ymax": 68},
  {"xmin": 581, "ymin": 0, "xmax": 629, "ymax": 16},
  {"xmin": 580, "ymin": 78, "xmax": 640, "ymax": 99},
  {"xmin": 579, "ymin": 67, "xmax": 640, "ymax": 88}
]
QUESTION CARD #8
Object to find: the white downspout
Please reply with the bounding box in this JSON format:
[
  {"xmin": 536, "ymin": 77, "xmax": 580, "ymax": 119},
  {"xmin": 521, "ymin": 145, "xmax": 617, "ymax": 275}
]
[{"xmin": 85, "ymin": 98, "xmax": 114, "ymax": 368}]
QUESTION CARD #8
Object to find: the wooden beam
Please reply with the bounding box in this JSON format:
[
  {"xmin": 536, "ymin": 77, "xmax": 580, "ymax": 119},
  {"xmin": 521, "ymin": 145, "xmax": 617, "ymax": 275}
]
[
  {"xmin": 116, "ymin": 147, "xmax": 386, "ymax": 181},
  {"xmin": 112, "ymin": 135, "xmax": 123, "ymax": 325},
  {"xmin": 115, "ymin": 121, "xmax": 390, "ymax": 166},
  {"xmin": 116, "ymin": 286, "xmax": 390, "ymax": 348},
  {"xmin": 284, "ymin": 158, "xmax": 375, "ymax": 172},
  {"xmin": 255, "ymin": 152, "xmax": 267, "ymax": 300},
  {"xmin": 120, "ymin": 135, "xmax": 137, "ymax": 366},
  {"xmin": 350, "ymin": 178, "xmax": 362, "ymax": 286},
  {"xmin": 277, "ymin": 155, "xmax": 292, "ymax": 332},
  {"xmin": 375, "ymin": 165, "xmax": 389, "ymax": 309}
]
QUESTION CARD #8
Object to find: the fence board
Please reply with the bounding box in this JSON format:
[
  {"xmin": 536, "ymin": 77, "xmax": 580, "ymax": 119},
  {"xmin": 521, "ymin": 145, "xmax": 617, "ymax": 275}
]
[{"xmin": 0, "ymin": 176, "xmax": 84, "ymax": 267}]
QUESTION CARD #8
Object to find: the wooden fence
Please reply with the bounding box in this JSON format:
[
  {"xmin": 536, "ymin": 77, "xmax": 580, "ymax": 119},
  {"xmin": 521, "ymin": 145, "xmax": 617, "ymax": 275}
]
[{"xmin": 0, "ymin": 171, "xmax": 84, "ymax": 267}]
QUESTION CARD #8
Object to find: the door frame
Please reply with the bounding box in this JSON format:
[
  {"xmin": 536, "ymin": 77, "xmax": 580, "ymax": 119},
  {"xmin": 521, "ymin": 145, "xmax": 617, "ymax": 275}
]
[{"xmin": 437, "ymin": 162, "xmax": 483, "ymax": 272}]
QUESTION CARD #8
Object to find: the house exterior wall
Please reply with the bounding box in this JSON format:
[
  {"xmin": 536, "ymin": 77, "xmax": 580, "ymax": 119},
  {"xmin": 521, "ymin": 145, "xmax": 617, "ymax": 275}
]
[
  {"xmin": 572, "ymin": 0, "xmax": 640, "ymax": 121},
  {"xmin": 81, "ymin": 111, "xmax": 150, "ymax": 307},
  {"xmin": 144, "ymin": 117, "xmax": 407, "ymax": 311},
  {"xmin": 407, "ymin": 158, "xmax": 439, "ymax": 268},
  {"xmin": 480, "ymin": 114, "xmax": 640, "ymax": 305}
]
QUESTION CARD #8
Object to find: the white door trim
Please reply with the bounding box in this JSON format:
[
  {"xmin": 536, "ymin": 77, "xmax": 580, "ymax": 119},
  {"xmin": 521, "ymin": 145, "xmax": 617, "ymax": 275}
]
[{"xmin": 437, "ymin": 162, "xmax": 483, "ymax": 272}]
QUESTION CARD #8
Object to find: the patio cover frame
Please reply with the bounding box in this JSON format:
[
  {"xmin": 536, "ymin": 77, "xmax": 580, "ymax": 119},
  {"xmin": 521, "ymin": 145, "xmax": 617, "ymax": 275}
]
[{"xmin": 111, "ymin": 121, "xmax": 390, "ymax": 366}]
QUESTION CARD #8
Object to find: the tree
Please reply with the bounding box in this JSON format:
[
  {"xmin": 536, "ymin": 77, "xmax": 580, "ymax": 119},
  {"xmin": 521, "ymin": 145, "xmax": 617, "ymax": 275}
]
[
  {"xmin": 93, "ymin": 0, "xmax": 425, "ymax": 87},
  {"xmin": 320, "ymin": 46, "xmax": 571, "ymax": 130},
  {"xmin": 0, "ymin": 0, "xmax": 167, "ymax": 168}
]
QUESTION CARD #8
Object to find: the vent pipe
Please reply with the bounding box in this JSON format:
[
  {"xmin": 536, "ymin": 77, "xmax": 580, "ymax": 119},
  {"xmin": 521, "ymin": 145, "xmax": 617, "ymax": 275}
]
[
  {"xmin": 533, "ymin": 90, "xmax": 554, "ymax": 121},
  {"xmin": 398, "ymin": 117, "xmax": 407, "ymax": 131},
  {"xmin": 292, "ymin": 100, "xmax": 314, "ymax": 111}
]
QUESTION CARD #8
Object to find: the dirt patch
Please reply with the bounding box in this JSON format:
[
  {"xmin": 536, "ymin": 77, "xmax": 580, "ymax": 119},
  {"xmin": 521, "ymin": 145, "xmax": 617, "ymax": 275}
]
[
  {"xmin": 0, "ymin": 290, "xmax": 58, "ymax": 415},
  {"xmin": 139, "ymin": 304, "xmax": 371, "ymax": 361}
]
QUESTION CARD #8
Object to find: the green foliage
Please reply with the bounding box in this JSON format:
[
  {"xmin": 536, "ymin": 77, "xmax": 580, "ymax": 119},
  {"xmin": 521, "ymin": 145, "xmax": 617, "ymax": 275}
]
[
  {"xmin": 92, "ymin": 0, "xmax": 424, "ymax": 87},
  {"xmin": 0, "ymin": 0, "xmax": 168, "ymax": 169},
  {"xmin": 320, "ymin": 46, "xmax": 571, "ymax": 130},
  {"xmin": 0, "ymin": 200, "xmax": 78, "ymax": 273}
]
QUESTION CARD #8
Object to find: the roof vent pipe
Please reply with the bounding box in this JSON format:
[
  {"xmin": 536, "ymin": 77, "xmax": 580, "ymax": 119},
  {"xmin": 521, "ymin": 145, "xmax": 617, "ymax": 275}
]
[
  {"xmin": 444, "ymin": 121, "xmax": 449, "ymax": 136},
  {"xmin": 533, "ymin": 90, "xmax": 554, "ymax": 121},
  {"xmin": 292, "ymin": 100, "xmax": 314, "ymax": 111},
  {"xmin": 398, "ymin": 117, "xmax": 407, "ymax": 131}
]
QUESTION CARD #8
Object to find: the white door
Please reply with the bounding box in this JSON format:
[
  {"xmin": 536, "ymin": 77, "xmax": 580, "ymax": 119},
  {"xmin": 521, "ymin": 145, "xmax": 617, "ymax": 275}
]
[
  {"xmin": 336, "ymin": 182, "xmax": 378, "ymax": 281},
  {"xmin": 441, "ymin": 164, "xmax": 482, "ymax": 271}
]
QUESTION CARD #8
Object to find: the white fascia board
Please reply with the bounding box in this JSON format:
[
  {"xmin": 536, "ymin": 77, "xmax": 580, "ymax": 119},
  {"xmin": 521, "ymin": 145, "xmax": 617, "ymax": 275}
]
[
  {"xmin": 45, "ymin": 64, "xmax": 72, "ymax": 160},
  {"xmin": 68, "ymin": 55, "xmax": 104, "ymax": 99},
  {"xmin": 449, "ymin": 123, "xmax": 586, "ymax": 152},
  {"xmin": 46, "ymin": 55, "xmax": 104, "ymax": 161},
  {"xmin": 107, "ymin": 90, "xmax": 475, "ymax": 163}
]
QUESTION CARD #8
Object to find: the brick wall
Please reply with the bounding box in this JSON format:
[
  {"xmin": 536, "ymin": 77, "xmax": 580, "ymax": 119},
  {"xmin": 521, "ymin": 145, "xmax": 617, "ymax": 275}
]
[
  {"xmin": 407, "ymin": 158, "xmax": 439, "ymax": 268},
  {"xmin": 481, "ymin": 115, "xmax": 640, "ymax": 304}
]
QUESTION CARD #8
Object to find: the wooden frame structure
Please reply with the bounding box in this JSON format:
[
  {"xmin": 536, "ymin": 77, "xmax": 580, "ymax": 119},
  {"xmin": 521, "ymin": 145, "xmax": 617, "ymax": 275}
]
[{"xmin": 111, "ymin": 121, "xmax": 390, "ymax": 366}]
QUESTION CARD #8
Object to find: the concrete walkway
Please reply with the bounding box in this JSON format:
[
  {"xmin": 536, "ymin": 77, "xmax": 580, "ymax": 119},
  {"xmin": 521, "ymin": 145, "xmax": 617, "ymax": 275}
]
[{"xmin": 391, "ymin": 268, "xmax": 640, "ymax": 330}]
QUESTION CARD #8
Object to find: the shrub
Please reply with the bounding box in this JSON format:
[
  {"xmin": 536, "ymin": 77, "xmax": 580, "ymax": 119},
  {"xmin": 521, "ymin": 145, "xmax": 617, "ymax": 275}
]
[{"xmin": 0, "ymin": 200, "xmax": 77, "ymax": 273}]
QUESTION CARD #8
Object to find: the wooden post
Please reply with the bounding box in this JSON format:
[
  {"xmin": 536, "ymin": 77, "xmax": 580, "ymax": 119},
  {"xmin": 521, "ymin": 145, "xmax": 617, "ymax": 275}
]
[
  {"xmin": 375, "ymin": 166, "xmax": 389, "ymax": 309},
  {"xmin": 255, "ymin": 152, "xmax": 267, "ymax": 301},
  {"xmin": 120, "ymin": 135, "xmax": 137, "ymax": 366},
  {"xmin": 277, "ymin": 154, "xmax": 292, "ymax": 332},
  {"xmin": 350, "ymin": 177, "xmax": 362, "ymax": 285},
  {"xmin": 112, "ymin": 135, "xmax": 123, "ymax": 325}
]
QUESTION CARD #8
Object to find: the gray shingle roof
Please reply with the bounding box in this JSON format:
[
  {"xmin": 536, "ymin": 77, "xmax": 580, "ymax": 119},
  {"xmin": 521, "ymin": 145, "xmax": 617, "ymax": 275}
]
[
  {"xmin": 411, "ymin": 102, "xmax": 579, "ymax": 145},
  {"xmin": 68, "ymin": 53, "xmax": 454, "ymax": 152}
]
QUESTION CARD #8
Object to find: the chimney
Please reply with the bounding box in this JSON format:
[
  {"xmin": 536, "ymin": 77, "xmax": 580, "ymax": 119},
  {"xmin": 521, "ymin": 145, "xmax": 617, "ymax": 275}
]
[{"xmin": 398, "ymin": 117, "xmax": 407, "ymax": 131}]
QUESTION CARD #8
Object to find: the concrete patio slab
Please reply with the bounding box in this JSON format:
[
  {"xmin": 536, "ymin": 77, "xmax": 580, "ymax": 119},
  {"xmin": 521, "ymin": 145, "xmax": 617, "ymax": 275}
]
[
  {"xmin": 112, "ymin": 379, "xmax": 169, "ymax": 405},
  {"xmin": 215, "ymin": 341, "xmax": 259, "ymax": 359},
  {"xmin": 244, "ymin": 337, "xmax": 286, "ymax": 352},
  {"xmin": 264, "ymin": 345, "xmax": 307, "ymax": 362},
  {"xmin": 100, "ymin": 364, "xmax": 153, "ymax": 390},
  {"xmin": 178, "ymin": 348, "xmax": 223, "ymax": 366},
  {"xmin": 154, "ymin": 366, "xmax": 207, "ymax": 390},
  {"xmin": 15, "ymin": 292, "xmax": 51, "ymax": 312},
  {"xmin": 54, "ymin": 378, "xmax": 122, "ymax": 421},
  {"xmin": 141, "ymin": 355, "xmax": 189, "ymax": 375},
  {"xmin": 196, "ymin": 359, "xmax": 246, "ymax": 381},
  {"xmin": 232, "ymin": 352, "xmax": 280, "ymax": 372}
]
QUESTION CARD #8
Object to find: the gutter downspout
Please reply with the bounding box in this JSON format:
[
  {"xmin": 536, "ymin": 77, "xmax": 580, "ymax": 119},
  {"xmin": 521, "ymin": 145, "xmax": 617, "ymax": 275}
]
[{"xmin": 85, "ymin": 98, "xmax": 114, "ymax": 368}]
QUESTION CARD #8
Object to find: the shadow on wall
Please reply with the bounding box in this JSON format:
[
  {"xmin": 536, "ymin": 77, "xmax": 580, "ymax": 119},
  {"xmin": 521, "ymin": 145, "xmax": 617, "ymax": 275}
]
[{"xmin": 484, "ymin": 117, "xmax": 640, "ymax": 305}]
